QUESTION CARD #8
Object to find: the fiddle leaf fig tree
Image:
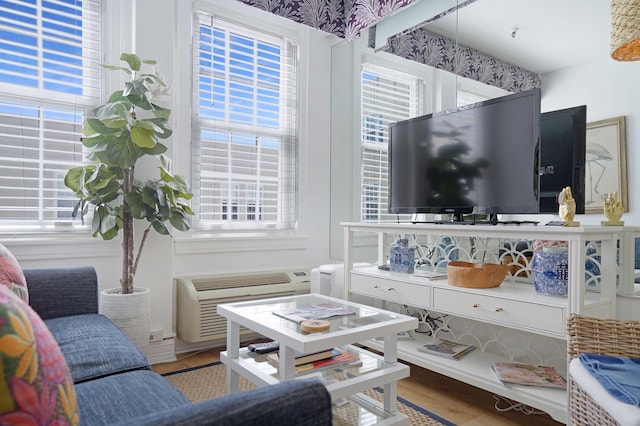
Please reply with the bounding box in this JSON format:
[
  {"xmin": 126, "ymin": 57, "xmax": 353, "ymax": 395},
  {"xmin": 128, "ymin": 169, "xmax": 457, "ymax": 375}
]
[{"xmin": 65, "ymin": 53, "xmax": 193, "ymax": 294}]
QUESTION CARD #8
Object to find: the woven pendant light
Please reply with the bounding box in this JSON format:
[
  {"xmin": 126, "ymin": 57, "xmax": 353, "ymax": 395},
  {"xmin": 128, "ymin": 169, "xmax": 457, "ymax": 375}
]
[{"xmin": 611, "ymin": 0, "xmax": 640, "ymax": 61}]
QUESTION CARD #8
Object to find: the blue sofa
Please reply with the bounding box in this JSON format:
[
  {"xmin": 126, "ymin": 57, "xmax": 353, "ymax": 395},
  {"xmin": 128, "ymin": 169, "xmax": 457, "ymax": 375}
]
[{"xmin": 24, "ymin": 267, "xmax": 332, "ymax": 426}]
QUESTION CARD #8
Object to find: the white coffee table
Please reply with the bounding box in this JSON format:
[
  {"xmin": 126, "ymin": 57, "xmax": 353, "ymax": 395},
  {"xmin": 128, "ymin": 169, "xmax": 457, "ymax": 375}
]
[{"xmin": 218, "ymin": 294, "xmax": 418, "ymax": 425}]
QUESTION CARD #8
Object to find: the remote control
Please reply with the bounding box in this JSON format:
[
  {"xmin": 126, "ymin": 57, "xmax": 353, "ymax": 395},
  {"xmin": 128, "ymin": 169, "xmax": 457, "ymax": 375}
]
[{"xmin": 248, "ymin": 341, "xmax": 279, "ymax": 354}]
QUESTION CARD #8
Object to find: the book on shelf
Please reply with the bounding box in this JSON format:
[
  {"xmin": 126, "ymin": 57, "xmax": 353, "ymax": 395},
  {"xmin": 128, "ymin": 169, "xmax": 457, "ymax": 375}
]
[
  {"xmin": 417, "ymin": 338, "xmax": 476, "ymax": 360},
  {"xmin": 267, "ymin": 350, "xmax": 362, "ymax": 375},
  {"xmin": 491, "ymin": 362, "xmax": 567, "ymax": 389},
  {"xmin": 272, "ymin": 303, "xmax": 356, "ymax": 324},
  {"xmin": 268, "ymin": 348, "xmax": 340, "ymax": 366}
]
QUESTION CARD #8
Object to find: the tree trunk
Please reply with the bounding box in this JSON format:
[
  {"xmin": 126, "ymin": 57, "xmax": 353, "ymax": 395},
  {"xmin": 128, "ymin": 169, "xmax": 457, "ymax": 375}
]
[{"xmin": 121, "ymin": 167, "xmax": 135, "ymax": 294}]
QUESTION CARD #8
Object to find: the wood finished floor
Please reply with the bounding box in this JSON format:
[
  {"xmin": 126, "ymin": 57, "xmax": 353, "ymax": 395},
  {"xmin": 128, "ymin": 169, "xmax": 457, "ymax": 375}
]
[{"xmin": 152, "ymin": 346, "xmax": 564, "ymax": 426}]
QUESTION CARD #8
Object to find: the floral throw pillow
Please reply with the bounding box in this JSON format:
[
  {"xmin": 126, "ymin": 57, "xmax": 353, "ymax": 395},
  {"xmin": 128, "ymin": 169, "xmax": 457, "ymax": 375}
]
[
  {"xmin": 0, "ymin": 286, "xmax": 78, "ymax": 425},
  {"xmin": 0, "ymin": 244, "xmax": 28, "ymax": 303}
]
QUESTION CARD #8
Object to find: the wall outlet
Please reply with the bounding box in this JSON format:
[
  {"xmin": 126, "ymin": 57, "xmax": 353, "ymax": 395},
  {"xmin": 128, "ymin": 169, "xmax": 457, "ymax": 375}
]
[{"xmin": 149, "ymin": 329, "xmax": 164, "ymax": 342}]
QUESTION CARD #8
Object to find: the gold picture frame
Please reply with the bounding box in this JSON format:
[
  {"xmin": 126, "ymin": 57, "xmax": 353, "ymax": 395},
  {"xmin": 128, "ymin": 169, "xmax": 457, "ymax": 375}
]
[{"xmin": 585, "ymin": 116, "xmax": 628, "ymax": 214}]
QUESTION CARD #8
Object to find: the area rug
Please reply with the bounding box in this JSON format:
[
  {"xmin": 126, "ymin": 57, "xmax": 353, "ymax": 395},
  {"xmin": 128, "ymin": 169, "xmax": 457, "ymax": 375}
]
[{"xmin": 163, "ymin": 361, "xmax": 456, "ymax": 425}]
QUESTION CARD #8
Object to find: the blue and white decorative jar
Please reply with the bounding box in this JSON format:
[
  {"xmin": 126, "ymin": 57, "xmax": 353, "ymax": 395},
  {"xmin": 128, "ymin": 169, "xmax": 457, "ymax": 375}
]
[
  {"xmin": 390, "ymin": 238, "xmax": 415, "ymax": 273},
  {"xmin": 532, "ymin": 247, "xmax": 569, "ymax": 296}
]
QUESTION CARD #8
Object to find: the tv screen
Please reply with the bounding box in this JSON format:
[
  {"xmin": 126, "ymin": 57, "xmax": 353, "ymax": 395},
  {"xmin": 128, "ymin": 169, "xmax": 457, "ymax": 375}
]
[
  {"xmin": 388, "ymin": 88, "xmax": 541, "ymax": 217},
  {"xmin": 539, "ymin": 105, "xmax": 587, "ymax": 214}
]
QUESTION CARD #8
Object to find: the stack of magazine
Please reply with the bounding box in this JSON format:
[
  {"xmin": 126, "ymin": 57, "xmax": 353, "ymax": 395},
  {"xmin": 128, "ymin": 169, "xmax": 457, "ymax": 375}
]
[
  {"xmin": 491, "ymin": 362, "xmax": 566, "ymax": 388},
  {"xmin": 267, "ymin": 348, "xmax": 362, "ymax": 375},
  {"xmin": 417, "ymin": 338, "xmax": 475, "ymax": 360}
]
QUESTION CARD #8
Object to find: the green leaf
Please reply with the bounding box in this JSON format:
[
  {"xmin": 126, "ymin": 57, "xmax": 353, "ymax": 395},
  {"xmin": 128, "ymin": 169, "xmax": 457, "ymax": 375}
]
[
  {"xmin": 151, "ymin": 105, "xmax": 171, "ymax": 120},
  {"xmin": 141, "ymin": 142, "xmax": 167, "ymax": 156},
  {"xmin": 120, "ymin": 53, "xmax": 142, "ymax": 71},
  {"xmin": 64, "ymin": 167, "xmax": 84, "ymax": 192},
  {"xmin": 101, "ymin": 64, "xmax": 132, "ymax": 75},
  {"xmin": 125, "ymin": 191, "xmax": 146, "ymax": 219},
  {"xmin": 179, "ymin": 203, "xmax": 194, "ymax": 215},
  {"xmin": 130, "ymin": 126, "xmax": 156, "ymax": 148},
  {"xmin": 151, "ymin": 220, "xmax": 170, "ymax": 235},
  {"xmin": 170, "ymin": 214, "xmax": 190, "ymax": 231},
  {"xmin": 102, "ymin": 117, "xmax": 128, "ymax": 129}
]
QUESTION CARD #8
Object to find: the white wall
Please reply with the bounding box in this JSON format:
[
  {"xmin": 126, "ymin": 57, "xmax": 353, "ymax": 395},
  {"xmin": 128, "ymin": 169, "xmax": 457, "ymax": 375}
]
[
  {"xmin": 4, "ymin": 0, "xmax": 335, "ymax": 346},
  {"xmin": 540, "ymin": 58, "xmax": 640, "ymax": 225}
]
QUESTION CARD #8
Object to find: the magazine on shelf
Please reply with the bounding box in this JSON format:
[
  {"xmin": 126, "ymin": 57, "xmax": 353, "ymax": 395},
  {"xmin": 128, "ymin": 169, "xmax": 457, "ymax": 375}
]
[
  {"xmin": 417, "ymin": 338, "xmax": 475, "ymax": 360},
  {"xmin": 491, "ymin": 362, "xmax": 567, "ymax": 389},
  {"xmin": 267, "ymin": 350, "xmax": 362, "ymax": 375},
  {"xmin": 272, "ymin": 303, "xmax": 356, "ymax": 324}
]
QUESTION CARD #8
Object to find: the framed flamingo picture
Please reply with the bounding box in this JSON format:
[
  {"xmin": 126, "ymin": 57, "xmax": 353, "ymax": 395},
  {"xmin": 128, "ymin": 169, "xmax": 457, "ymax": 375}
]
[{"xmin": 585, "ymin": 116, "xmax": 628, "ymax": 214}]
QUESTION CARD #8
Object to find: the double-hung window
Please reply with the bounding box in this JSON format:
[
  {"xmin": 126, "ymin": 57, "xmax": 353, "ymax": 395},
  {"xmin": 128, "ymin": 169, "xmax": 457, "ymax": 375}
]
[
  {"xmin": 0, "ymin": 0, "xmax": 101, "ymax": 231},
  {"xmin": 360, "ymin": 64, "xmax": 424, "ymax": 222},
  {"xmin": 193, "ymin": 11, "xmax": 298, "ymax": 231}
]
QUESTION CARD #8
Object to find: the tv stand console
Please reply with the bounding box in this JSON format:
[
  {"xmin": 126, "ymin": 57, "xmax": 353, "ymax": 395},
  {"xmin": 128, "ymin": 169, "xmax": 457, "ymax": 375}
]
[{"xmin": 342, "ymin": 222, "xmax": 635, "ymax": 423}]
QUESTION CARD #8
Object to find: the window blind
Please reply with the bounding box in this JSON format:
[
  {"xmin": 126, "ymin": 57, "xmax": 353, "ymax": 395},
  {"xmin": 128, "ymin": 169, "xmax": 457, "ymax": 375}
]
[
  {"xmin": 193, "ymin": 12, "xmax": 298, "ymax": 231},
  {"xmin": 360, "ymin": 64, "xmax": 423, "ymax": 222},
  {"xmin": 0, "ymin": 0, "xmax": 101, "ymax": 230}
]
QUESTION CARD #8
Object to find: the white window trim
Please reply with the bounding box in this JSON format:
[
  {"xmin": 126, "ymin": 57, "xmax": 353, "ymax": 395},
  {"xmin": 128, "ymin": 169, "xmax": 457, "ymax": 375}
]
[
  {"xmin": 0, "ymin": 0, "xmax": 111, "ymax": 237},
  {"xmin": 358, "ymin": 56, "xmax": 429, "ymax": 223},
  {"xmin": 173, "ymin": 0, "xmax": 312, "ymax": 248}
]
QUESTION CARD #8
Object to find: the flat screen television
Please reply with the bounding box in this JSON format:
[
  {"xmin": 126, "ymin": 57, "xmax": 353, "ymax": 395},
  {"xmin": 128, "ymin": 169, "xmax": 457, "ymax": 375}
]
[
  {"xmin": 388, "ymin": 88, "xmax": 541, "ymax": 219},
  {"xmin": 539, "ymin": 105, "xmax": 587, "ymax": 214}
]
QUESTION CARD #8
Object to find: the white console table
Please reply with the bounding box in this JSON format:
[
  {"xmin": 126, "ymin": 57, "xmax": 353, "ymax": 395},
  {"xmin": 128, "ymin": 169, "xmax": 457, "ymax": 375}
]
[{"xmin": 342, "ymin": 222, "xmax": 637, "ymax": 423}]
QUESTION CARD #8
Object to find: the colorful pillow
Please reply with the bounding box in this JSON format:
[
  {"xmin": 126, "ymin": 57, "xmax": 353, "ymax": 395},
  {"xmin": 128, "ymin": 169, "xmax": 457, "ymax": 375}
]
[
  {"xmin": 0, "ymin": 286, "xmax": 78, "ymax": 425},
  {"xmin": 0, "ymin": 243, "xmax": 28, "ymax": 303}
]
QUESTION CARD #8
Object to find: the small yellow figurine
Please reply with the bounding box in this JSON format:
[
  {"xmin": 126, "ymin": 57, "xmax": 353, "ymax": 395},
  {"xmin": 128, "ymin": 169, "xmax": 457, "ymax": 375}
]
[
  {"xmin": 558, "ymin": 186, "xmax": 580, "ymax": 226},
  {"xmin": 603, "ymin": 191, "xmax": 624, "ymax": 226}
]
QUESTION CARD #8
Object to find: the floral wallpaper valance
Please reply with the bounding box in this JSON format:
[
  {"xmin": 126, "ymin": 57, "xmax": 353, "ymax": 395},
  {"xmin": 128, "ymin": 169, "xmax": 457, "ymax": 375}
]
[
  {"xmin": 381, "ymin": 27, "xmax": 541, "ymax": 92},
  {"xmin": 236, "ymin": 0, "xmax": 541, "ymax": 93},
  {"xmin": 237, "ymin": 0, "xmax": 417, "ymax": 41}
]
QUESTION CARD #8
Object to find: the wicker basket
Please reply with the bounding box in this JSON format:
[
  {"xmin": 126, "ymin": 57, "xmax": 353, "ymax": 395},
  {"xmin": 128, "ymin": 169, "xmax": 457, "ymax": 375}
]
[{"xmin": 566, "ymin": 314, "xmax": 640, "ymax": 425}]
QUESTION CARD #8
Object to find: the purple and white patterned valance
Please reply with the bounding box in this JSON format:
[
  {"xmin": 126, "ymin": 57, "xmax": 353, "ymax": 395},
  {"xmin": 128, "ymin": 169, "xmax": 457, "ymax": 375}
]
[
  {"xmin": 382, "ymin": 27, "xmax": 541, "ymax": 93},
  {"xmin": 235, "ymin": 0, "xmax": 540, "ymax": 92},
  {"xmin": 236, "ymin": 0, "xmax": 417, "ymax": 41}
]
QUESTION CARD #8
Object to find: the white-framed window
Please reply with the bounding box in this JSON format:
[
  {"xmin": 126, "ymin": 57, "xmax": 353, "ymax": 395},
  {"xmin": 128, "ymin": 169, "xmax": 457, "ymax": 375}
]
[
  {"xmin": 192, "ymin": 11, "xmax": 298, "ymax": 231},
  {"xmin": 0, "ymin": 0, "xmax": 101, "ymax": 232},
  {"xmin": 360, "ymin": 63, "xmax": 424, "ymax": 222}
]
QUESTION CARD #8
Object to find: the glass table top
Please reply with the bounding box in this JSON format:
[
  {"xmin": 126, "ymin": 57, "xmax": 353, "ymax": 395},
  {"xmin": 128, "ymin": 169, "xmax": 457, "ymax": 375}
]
[{"xmin": 218, "ymin": 293, "xmax": 414, "ymax": 339}]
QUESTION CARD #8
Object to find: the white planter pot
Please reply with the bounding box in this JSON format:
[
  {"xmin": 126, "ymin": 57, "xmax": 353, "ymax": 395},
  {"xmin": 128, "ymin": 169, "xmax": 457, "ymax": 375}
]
[{"xmin": 99, "ymin": 287, "xmax": 151, "ymax": 355}]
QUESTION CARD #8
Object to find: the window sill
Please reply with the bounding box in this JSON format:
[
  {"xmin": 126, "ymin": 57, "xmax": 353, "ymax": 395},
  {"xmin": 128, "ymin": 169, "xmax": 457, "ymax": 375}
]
[
  {"xmin": 174, "ymin": 232, "xmax": 310, "ymax": 255},
  {"xmin": 1, "ymin": 235, "xmax": 120, "ymax": 261}
]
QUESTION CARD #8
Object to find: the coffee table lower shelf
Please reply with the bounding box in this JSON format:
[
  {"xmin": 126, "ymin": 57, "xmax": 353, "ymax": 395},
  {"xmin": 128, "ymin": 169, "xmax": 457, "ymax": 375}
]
[{"xmin": 221, "ymin": 344, "xmax": 411, "ymax": 425}]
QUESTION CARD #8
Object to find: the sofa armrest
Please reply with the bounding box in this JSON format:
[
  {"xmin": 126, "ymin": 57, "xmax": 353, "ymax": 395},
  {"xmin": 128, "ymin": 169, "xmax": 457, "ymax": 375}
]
[
  {"xmin": 121, "ymin": 379, "xmax": 332, "ymax": 426},
  {"xmin": 25, "ymin": 266, "xmax": 98, "ymax": 320}
]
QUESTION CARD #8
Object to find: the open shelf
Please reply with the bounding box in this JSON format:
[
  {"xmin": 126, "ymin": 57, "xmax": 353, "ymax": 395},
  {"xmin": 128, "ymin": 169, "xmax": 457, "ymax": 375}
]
[
  {"xmin": 362, "ymin": 334, "xmax": 566, "ymax": 422},
  {"xmin": 221, "ymin": 344, "xmax": 410, "ymax": 402}
]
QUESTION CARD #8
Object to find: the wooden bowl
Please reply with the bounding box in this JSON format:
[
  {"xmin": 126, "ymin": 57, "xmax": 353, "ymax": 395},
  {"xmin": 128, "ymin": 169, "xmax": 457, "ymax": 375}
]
[{"xmin": 446, "ymin": 261, "xmax": 509, "ymax": 288}]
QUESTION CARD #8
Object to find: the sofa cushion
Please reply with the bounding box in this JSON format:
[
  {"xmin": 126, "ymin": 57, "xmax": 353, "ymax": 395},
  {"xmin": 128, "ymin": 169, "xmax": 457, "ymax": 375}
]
[
  {"xmin": 75, "ymin": 370, "xmax": 189, "ymax": 425},
  {"xmin": 0, "ymin": 286, "xmax": 78, "ymax": 425},
  {"xmin": 0, "ymin": 243, "xmax": 28, "ymax": 302},
  {"xmin": 45, "ymin": 313, "xmax": 150, "ymax": 383}
]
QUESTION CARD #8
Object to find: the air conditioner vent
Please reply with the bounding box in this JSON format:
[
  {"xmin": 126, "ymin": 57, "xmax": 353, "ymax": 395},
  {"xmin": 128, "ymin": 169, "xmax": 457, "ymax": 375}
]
[
  {"xmin": 176, "ymin": 270, "xmax": 310, "ymax": 343},
  {"xmin": 192, "ymin": 272, "xmax": 292, "ymax": 291}
]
